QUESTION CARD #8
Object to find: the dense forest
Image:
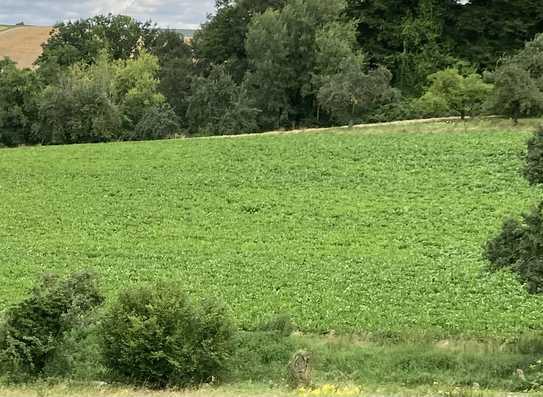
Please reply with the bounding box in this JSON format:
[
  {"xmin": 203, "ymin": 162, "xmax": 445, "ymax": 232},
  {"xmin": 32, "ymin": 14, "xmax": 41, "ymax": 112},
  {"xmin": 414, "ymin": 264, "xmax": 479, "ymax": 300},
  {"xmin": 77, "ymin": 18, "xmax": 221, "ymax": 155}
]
[{"xmin": 1, "ymin": 0, "xmax": 543, "ymax": 146}]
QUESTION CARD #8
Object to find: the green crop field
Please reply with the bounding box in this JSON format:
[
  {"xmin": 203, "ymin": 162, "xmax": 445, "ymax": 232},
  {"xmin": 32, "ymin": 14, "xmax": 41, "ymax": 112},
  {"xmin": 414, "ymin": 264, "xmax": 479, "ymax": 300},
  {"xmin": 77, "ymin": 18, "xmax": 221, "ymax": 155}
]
[{"xmin": 1, "ymin": 120, "xmax": 543, "ymax": 337}]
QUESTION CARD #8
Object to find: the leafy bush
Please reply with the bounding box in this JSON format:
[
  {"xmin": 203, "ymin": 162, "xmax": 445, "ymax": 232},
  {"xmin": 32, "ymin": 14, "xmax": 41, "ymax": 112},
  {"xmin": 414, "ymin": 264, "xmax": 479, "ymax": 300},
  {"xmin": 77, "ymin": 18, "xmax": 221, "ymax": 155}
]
[
  {"xmin": 492, "ymin": 63, "xmax": 543, "ymax": 123},
  {"xmin": 258, "ymin": 313, "xmax": 295, "ymax": 337},
  {"xmin": 0, "ymin": 271, "xmax": 104, "ymax": 380},
  {"xmin": 38, "ymin": 57, "xmax": 121, "ymax": 144},
  {"xmin": 100, "ymin": 283, "xmax": 235, "ymax": 388},
  {"xmin": 317, "ymin": 61, "xmax": 394, "ymax": 124},
  {"xmin": 519, "ymin": 358, "xmax": 543, "ymax": 391},
  {"xmin": 187, "ymin": 65, "xmax": 259, "ymax": 135},
  {"xmin": 230, "ymin": 331, "xmax": 295, "ymax": 382},
  {"xmin": 524, "ymin": 126, "xmax": 543, "ymax": 185},
  {"xmin": 37, "ymin": 50, "xmax": 169, "ymax": 144},
  {"xmin": 113, "ymin": 50, "xmax": 166, "ymax": 131},
  {"xmin": 364, "ymin": 96, "xmax": 424, "ymax": 123},
  {"xmin": 485, "ymin": 217, "xmax": 525, "ymax": 270},
  {"xmin": 43, "ymin": 313, "xmax": 105, "ymax": 381},
  {"xmin": 132, "ymin": 104, "xmax": 180, "ymax": 140},
  {"xmin": 417, "ymin": 68, "xmax": 493, "ymax": 119},
  {"xmin": 485, "ymin": 203, "xmax": 543, "ymax": 293}
]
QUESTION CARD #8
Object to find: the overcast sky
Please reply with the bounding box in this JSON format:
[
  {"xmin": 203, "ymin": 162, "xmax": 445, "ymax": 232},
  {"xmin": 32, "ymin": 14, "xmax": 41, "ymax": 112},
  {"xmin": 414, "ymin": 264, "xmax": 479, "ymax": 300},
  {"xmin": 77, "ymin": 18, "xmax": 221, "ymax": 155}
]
[{"xmin": 0, "ymin": 0, "xmax": 216, "ymax": 29}]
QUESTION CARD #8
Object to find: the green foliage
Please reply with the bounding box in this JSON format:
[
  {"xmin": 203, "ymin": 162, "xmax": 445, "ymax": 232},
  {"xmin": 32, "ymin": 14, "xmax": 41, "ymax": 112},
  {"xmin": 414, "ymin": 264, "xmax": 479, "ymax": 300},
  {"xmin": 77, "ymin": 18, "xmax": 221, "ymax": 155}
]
[
  {"xmin": 345, "ymin": 0, "xmax": 458, "ymax": 96},
  {"xmin": 304, "ymin": 335, "xmax": 541, "ymax": 390},
  {"xmin": 524, "ymin": 126, "xmax": 543, "ymax": 185},
  {"xmin": 345, "ymin": 0, "xmax": 543, "ymax": 80},
  {"xmin": 192, "ymin": 0, "xmax": 286, "ymax": 82},
  {"xmin": 257, "ymin": 313, "xmax": 295, "ymax": 337},
  {"xmin": 364, "ymin": 97, "xmax": 424, "ymax": 123},
  {"xmin": 0, "ymin": 271, "xmax": 104, "ymax": 380},
  {"xmin": 484, "ymin": 218, "xmax": 525, "ymax": 271},
  {"xmin": 230, "ymin": 331, "xmax": 295, "ymax": 382},
  {"xmin": 449, "ymin": 1, "xmax": 543, "ymax": 69},
  {"xmin": 418, "ymin": 69, "xmax": 493, "ymax": 119},
  {"xmin": 187, "ymin": 65, "xmax": 259, "ymax": 135},
  {"xmin": 42, "ymin": 313, "xmax": 105, "ymax": 381},
  {"xmin": 112, "ymin": 50, "xmax": 166, "ymax": 130},
  {"xmin": 150, "ymin": 30, "xmax": 195, "ymax": 124},
  {"xmin": 1, "ymin": 121, "xmax": 543, "ymax": 335},
  {"xmin": 394, "ymin": 0, "xmax": 457, "ymax": 96},
  {"xmin": 244, "ymin": 8, "xmax": 293, "ymax": 129},
  {"xmin": 37, "ymin": 50, "xmax": 165, "ymax": 144},
  {"xmin": 492, "ymin": 63, "xmax": 543, "ymax": 123},
  {"xmin": 519, "ymin": 358, "xmax": 543, "ymax": 391},
  {"xmin": 0, "ymin": 59, "xmax": 42, "ymax": 146},
  {"xmin": 37, "ymin": 17, "xmax": 197, "ymax": 129},
  {"xmin": 311, "ymin": 20, "xmax": 394, "ymax": 123},
  {"xmin": 37, "ymin": 14, "xmax": 158, "ymax": 68},
  {"xmin": 100, "ymin": 283, "xmax": 235, "ymax": 388},
  {"xmin": 317, "ymin": 60, "xmax": 394, "ymax": 124},
  {"xmin": 510, "ymin": 34, "xmax": 543, "ymax": 90},
  {"xmin": 133, "ymin": 104, "xmax": 180, "ymax": 140},
  {"xmin": 490, "ymin": 35, "xmax": 543, "ymax": 123},
  {"xmin": 157, "ymin": 55, "xmax": 194, "ymax": 125},
  {"xmin": 485, "ymin": 203, "xmax": 543, "ymax": 294},
  {"xmin": 245, "ymin": 0, "xmax": 389, "ymax": 128},
  {"xmin": 38, "ymin": 56, "xmax": 121, "ymax": 144}
]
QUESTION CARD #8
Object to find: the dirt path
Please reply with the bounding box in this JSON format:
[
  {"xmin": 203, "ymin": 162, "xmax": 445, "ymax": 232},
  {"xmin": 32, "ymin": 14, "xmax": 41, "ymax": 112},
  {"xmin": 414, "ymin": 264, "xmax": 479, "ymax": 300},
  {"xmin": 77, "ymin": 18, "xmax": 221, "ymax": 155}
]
[
  {"xmin": 0, "ymin": 26, "xmax": 52, "ymax": 68},
  {"xmin": 202, "ymin": 116, "xmax": 490, "ymax": 140}
]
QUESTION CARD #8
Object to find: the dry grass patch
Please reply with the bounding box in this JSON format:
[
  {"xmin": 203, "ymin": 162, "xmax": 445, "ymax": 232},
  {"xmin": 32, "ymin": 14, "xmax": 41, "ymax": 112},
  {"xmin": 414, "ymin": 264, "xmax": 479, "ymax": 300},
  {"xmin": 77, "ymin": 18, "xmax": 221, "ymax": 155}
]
[
  {"xmin": 0, "ymin": 384, "xmax": 292, "ymax": 397},
  {"xmin": 0, "ymin": 26, "xmax": 52, "ymax": 68}
]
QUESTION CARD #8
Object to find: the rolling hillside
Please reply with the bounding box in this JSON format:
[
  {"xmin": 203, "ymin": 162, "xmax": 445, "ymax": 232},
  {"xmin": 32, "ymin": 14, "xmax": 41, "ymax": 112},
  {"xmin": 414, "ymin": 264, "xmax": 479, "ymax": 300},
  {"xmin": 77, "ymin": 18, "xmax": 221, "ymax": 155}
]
[
  {"xmin": 1, "ymin": 120, "xmax": 542, "ymax": 337},
  {"xmin": 0, "ymin": 26, "xmax": 52, "ymax": 68}
]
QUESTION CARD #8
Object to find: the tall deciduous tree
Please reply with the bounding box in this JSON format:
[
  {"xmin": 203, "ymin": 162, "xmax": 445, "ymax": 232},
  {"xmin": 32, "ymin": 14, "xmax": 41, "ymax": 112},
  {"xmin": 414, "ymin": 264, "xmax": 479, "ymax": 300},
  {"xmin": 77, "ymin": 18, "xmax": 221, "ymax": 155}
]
[
  {"xmin": 38, "ymin": 54, "xmax": 121, "ymax": 144},
  {"xmin": 244, "ymin": 8, "xmax": 293, "ymax": 129},
  {"xmin": 150, "ymin": 30, "xmax": 196, "ymax": 125},
  {"xmin": 312, "ymin": 21, "xmax": 394, "ymax": 123},
  {"xmin": 0, "ymin": 59, "xmax": 42, "ymax": 146},
  {"xmin": 192, "ymin": 0, "xmax": 286, "ymax": 82},
  {"xmin": 245, "ymin": 0, "xmax": 378, "ymax": 129},
  {"xmin": 37, "ymin": 15, "xmax": 157, "ymax": 69},
  {"xmin": 112, "ymin": 50, "xmax": 166, "ymax": 131},
  {"xmin": 187, "ymin": 65, "xmax": 259, "ymax": 135}
]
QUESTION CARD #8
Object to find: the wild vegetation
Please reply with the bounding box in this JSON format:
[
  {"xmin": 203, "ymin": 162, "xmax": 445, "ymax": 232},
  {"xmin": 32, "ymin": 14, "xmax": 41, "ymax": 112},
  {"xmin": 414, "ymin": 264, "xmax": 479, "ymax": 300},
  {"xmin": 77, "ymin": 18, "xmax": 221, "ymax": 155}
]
[
  {"xmin": 2, "ymin": 0, "xmax": 543, "ymax": 395},
  {"xmin": 2, "ymin": 1, "xmax": 543, "ymax": 147}
]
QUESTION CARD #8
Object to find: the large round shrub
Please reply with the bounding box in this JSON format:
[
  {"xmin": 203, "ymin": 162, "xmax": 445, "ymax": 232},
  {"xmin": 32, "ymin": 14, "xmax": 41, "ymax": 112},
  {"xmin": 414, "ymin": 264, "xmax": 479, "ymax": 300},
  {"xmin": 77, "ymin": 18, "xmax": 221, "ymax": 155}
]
[
  {"xmin": 100, "ymin": 283, "xmax": 235, "ymax": 388},
  {"xmin": 485, "ymin": 203, "xmax": 543, "ymax": 293},
  {"xmin": 132, "ymin": 104, "xmax": 181, "ymax": 141},
  {"xmin": 524, "ymin": 126, "xmax": 543, "ymax": 185},
  {"xmin": 0, "ymin": 271, "xmax": 104, "ymax": 379}
]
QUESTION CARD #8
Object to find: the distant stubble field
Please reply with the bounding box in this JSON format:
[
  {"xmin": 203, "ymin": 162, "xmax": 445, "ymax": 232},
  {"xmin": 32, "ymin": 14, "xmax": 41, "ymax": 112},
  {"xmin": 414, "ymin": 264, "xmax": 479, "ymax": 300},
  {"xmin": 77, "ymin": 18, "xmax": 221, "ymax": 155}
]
[{"xmin": 1, "ymin": 120, "xmax": 542, "ymax": 336}]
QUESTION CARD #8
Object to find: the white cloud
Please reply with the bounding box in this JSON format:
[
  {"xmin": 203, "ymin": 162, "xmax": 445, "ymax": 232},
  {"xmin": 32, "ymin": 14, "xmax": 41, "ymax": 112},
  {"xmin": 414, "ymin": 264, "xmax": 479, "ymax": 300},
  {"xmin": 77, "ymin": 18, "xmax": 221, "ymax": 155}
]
[{"xmin": 0, "ymin": 0, "xmax": 215, "ymax": 28}]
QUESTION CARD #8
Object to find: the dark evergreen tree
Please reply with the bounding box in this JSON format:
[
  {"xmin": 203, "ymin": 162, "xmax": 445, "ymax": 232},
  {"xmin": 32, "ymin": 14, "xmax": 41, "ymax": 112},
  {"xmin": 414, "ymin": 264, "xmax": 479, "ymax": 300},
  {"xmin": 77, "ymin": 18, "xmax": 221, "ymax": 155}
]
[{"xmin": 449, "ymin": 0, "xmax": 543, "ymax": 69}]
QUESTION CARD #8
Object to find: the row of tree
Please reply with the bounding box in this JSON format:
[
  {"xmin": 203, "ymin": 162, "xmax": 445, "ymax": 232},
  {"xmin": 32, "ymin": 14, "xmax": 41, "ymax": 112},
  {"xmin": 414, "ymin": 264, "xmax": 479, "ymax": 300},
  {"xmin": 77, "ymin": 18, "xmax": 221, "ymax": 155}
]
[{"xmin": 1, "ymin": 1, "xmax": 543, "ymax": 146}]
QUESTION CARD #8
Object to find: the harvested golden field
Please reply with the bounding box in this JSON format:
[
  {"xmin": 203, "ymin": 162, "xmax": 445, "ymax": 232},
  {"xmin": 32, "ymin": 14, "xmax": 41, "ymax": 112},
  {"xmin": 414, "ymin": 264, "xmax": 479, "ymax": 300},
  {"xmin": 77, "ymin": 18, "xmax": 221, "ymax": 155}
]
[{"xmin": 0, "ymin": 26, "xmax": 52, "ymax": 68}]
